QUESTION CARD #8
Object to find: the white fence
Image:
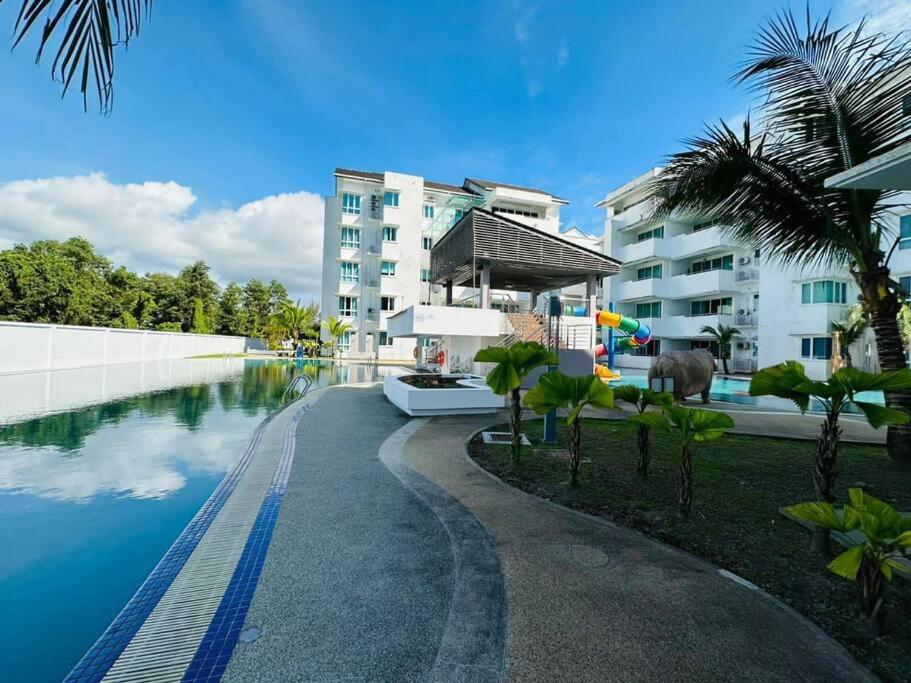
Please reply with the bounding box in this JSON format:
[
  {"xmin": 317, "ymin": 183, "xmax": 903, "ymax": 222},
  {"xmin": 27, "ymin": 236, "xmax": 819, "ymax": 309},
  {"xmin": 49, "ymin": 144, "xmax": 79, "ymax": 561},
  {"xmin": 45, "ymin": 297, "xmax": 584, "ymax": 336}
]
[{"xmin": 0, "ymin": 321, "xmax": 248, "ymax": 375}]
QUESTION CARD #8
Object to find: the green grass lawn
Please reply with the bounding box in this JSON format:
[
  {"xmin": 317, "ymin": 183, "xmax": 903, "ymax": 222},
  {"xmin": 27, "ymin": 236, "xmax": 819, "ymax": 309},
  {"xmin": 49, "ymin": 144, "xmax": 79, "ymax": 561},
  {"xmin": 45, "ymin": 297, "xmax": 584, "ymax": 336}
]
[{"xmin": 469, "ymin": 417, "xmax": 911, "ymax": 682}]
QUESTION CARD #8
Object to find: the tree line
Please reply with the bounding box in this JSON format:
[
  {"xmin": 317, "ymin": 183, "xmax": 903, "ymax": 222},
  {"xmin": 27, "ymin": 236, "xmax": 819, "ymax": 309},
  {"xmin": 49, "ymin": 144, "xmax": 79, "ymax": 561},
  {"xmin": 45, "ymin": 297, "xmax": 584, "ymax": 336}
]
[{"xmin": 0, "ymin": 236, "xmax": 298, "ymax": 338}]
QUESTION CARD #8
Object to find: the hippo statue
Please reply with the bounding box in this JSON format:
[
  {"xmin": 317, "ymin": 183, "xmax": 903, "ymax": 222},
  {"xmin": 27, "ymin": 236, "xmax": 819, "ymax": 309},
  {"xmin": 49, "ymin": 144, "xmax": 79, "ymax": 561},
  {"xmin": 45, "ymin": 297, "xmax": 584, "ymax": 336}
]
[{"xmin": 647, "ymin": 350, "xmax": 716, "ymax": 403}]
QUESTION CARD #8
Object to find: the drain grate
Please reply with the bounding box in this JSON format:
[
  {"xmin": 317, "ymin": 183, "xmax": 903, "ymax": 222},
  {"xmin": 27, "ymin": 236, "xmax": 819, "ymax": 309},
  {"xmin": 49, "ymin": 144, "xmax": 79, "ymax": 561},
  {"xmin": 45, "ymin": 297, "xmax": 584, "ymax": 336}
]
[{"xmin": 482, "ymin": 431, "xmax": 531, "ymax": 446}]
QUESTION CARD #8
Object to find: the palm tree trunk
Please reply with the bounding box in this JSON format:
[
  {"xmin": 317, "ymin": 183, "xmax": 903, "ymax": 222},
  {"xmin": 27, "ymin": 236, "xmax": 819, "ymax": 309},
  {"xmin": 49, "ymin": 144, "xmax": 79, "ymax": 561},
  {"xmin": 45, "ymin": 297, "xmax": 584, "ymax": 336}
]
[
  {"xmin": 810, "ymin": 411, "xmax": 840, "ymax": 554},
  {"xmin": 870, "ymin": 309, "xmax": 911, "ymax": 462},
  {"xmin": 636, "ymin": 423, "xmax": 650, "ymax": 478},
  {"xmin": 510, "ymin": 387, "xmax": 523, "ymax": 465},
  {"xmin": 858, "ymin": 556, "xmax": 886, "ymax": 635},
  {"xmin": 568, "ymin": 419, "xmax": 582, "ymax": 486},
  {"xmin": 678, "ymin": 443, "xmax": 692, "ymax": 517},
  {"xmin": 721, "ymin": 356, "xmax": 730, "ymax": 375}
]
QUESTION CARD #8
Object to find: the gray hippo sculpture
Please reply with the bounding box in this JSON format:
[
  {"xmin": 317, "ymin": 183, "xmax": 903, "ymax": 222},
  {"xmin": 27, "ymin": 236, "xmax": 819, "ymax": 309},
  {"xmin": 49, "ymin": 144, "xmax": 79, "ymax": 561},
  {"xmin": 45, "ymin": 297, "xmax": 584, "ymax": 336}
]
[{"xmin": 647, "ymin": 350, "xmax": 716, "ymax": 403}]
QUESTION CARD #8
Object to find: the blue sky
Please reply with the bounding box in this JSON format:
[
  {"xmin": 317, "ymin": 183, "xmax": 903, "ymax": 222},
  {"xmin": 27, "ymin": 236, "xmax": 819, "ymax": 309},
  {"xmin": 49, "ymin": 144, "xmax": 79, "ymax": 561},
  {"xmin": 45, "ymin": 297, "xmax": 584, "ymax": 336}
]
[{"xmin": 0, "ymin": 0, "xmax": 904, "ymax": 298}]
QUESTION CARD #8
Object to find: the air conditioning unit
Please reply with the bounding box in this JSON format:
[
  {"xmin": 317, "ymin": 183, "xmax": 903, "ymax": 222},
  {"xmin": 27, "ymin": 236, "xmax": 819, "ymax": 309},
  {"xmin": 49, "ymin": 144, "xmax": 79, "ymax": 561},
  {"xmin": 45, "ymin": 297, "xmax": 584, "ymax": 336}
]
[
  {"xmin": 739, "ymin": 257, "xmax": 751, "ymax": 265},
  {"xmin": 737, "ymin": 342, "xmax": 751, "ymax": 350},
  {"xmin": 738, "ymin": 309, "xmax": 746, "ymax": 315}
]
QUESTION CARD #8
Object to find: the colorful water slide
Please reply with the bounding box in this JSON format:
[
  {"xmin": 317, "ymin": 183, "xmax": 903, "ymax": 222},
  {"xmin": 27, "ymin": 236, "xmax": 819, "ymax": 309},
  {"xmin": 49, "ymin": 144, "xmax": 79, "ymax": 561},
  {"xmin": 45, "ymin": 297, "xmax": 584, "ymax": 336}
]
[{"xmin": 592, "ymin": 310, "xmax": 653, "ymax": 381}]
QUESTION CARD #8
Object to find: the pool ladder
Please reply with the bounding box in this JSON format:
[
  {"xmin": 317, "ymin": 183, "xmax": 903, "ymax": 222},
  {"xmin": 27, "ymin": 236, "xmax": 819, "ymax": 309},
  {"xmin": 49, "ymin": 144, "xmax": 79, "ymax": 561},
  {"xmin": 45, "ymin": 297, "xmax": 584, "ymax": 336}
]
[{"xmin": 283, "ymin": 374, "xmax": 313, "ymax": 402}]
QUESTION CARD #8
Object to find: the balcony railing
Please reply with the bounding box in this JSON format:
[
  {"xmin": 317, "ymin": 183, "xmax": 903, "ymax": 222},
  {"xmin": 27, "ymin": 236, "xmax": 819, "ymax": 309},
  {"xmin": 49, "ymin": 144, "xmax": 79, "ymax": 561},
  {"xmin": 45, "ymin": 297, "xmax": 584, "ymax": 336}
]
[
  {"xmin": 735, "ymin": 314, "xmax": 759, "ymax": 327},
  {"xmin": 735, "ymin": 268, "xmax": 759, "ymax": 282}
]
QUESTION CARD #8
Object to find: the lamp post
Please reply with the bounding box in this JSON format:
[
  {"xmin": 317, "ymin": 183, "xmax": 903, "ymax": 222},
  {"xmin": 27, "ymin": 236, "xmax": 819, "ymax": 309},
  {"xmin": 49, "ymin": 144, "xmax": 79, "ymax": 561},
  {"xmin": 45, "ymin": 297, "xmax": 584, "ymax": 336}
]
[{"xmin": 544, "ymin": 295, "xmax": 561, "ymax": 443}]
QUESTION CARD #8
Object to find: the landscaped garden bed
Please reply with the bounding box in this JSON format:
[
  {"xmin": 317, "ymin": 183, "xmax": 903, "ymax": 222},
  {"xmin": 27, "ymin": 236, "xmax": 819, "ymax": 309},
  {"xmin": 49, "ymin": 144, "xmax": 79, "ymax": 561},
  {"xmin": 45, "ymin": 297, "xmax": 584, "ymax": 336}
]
[
  {"xmin": 398, "ymin": 374, "xmax": 468, "ymax": 389},
  {"xmin": 469, "ymin": 417, "xmax": 911, "ymax": 682}
]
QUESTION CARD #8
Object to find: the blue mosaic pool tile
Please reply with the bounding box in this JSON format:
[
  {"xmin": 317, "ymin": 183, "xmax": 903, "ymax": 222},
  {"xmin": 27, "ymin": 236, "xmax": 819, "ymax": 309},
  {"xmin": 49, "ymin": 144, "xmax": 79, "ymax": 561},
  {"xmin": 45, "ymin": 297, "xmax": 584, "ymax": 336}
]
[
  {"xmin": 181, "ymin": 409, "xmax": 302, "ymax": 683},
  {"xmin": 64, "ymin": 413, "xmax": 278, "ymax": 683}
]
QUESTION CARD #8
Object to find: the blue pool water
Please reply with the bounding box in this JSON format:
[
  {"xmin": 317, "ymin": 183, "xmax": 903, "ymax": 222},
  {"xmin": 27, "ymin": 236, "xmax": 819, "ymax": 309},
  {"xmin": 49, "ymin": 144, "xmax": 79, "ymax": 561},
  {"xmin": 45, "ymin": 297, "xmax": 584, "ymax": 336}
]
[{"xmin": 0, "ymin": 358, "xmax": 396, "ymax": 683}]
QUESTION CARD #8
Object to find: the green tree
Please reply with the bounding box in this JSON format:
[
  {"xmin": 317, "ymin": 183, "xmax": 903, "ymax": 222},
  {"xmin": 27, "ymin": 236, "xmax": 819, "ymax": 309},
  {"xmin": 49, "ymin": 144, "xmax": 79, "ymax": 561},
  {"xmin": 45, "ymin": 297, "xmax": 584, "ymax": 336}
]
[
  {"xmin": 216, "ymin": 282, "xmax": 247, "ymax": 336},
  {"xmin": 787, "ymin": 489, "xmax": 911, "ymax": 634},
  {"xmin": 613, "ymin": 385, "xmax": 672, "ymax": 478},
  {"xmin": 270, "ymin": 299, "xmax": 317, "ymax": 346},
  {"xmin": 831, "ymin": 318, "xmax": 867, "ymax": 368},
  {"xmin": 652, "ymin": 11, "xmax": 911, "ymax": 459},
  {"xmin": 268, "ymin": 279, "xmax": 291, "ymax": 312},
  {"xmin": 698, "ymin": 324, "xmax": 740, "ymax": 375},
  {"xmin": 190, "ymin": 298, "xmax": 211, "ymax": 334},
  {"xmin": 143, "ymin": 272, "xmax": 186, "ymax": 329},
  {"xmin": 631, "ymin": 405, "xmax": 734, "ymax": 517},
  {"xmin": 178, "ymin": 261, "xmax": 219, "ymax": 332},
  {"xmin": 750, "ymin": 362, "xmax": 911, "ymax": 552},
  {"xmin": 524, "ymin": 371, "xmax": 617, "ymax": 486},
  {"xmin": 323, "ymin": 315, "xmax": 352, "ymax": 360},
  {"xmin": 474, "ymin": 341, "xmax": 559, "ymax": 465},
  {"xmin": 242, "ymin": 278, "xmax": 272, "ymax": 338}
]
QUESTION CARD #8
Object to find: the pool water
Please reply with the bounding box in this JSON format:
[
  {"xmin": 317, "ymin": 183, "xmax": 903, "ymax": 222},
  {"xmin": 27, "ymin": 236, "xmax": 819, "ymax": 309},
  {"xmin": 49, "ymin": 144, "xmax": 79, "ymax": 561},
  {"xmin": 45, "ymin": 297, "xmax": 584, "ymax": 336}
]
[
  {"xmin": 0, "ymin": 358, "xmax": 397, "ymax": 683},
  {"xmin": 618, "ymin": 369, "xmax": 884, "ymax": 413}
]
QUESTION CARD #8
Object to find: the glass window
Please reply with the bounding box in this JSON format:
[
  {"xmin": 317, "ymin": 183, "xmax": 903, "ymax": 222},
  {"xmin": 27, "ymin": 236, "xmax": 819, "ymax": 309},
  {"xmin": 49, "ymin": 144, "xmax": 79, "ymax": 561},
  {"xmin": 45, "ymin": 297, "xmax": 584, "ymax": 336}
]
[
  {"xmin": 900, "ymin": 275, "xmax": 911, "ymax": 294},
  {"xmin": 453, "ymin": 209, "xmax": 464, "ymax": 223},
  {"xmin": 378, "ymin": 331, "xmax": 392, "ymax": 346},
  {"xmin": 635, "ymin": 301, "xmax": 661, "ymax": 318},
  {"xmin": 384, "ymin": 191, "xmax": 399, "ymax": 208},
  {"xmin": 636, "ymin": 226, "xmax": 664, "ymax": 242},
  {"xmin": 381, "ymin": 296, "xmax": 395, "ymax": 311},
  {"xmin": 381, "ymin": 260, "xmax": 396, "ymax": 276},
  {"xmin": 382, "ymin": 226, "xmax": 398, "ymax": 242},
  {"xmin": 340, "ymin": 227, "xmax": 360, "ymax": 249},
  {"xmin": 422, "ymin": 236, "xmax": 433, "ymax": 250},
  {"xmin": 692, "ymin": 220, "xmax": 718, "ymax": 232},
  {"xmin": 690, "ymin": 297, "xmax": 732, "ymax": 316},
  {"xmin": 802, "ymin": 280, "xmax": 847, "ymax": 304},
  {"xmin": 341, "ymin": 193, "xmax": 361, "ymax": 215},
  {"xmin": 339, "ymin": 261, "xmax": 359, "ymax": 283},
  {"xmin": 339, "ymin": 330, "xmax": 352, "ymax": 352},
  {"xmin": 801, "ymin": 337, "xmax": 832, "ymax": 359},
  {"xmin": 338, "ymin": 296, "xmax": 358, "ymax": 317},
  {"xmin": 801, "ymin": 283, "xmax": 811, "ymax": 304},
  {"xmin": 636, "ymin": 264, "xmax": 662, "ymax": 280},
  {"xmin": 423, "ymin": 204, "xmax": 435, "ymax": 219},
  {"xmin": 421, "ymin": 268, "xmax": 431, "ymax": 282},
  {"xmin": 631, "ymin": 339, "xmax": 661, "ymax": 357},
  {"xmin": 900, "ymin": 215, "xmax": 911, "ymax": 251}
]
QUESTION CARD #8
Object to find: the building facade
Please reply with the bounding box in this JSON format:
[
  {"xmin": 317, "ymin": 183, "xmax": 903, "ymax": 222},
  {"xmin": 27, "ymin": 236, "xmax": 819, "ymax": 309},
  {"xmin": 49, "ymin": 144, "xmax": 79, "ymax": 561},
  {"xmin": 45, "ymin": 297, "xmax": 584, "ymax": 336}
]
[
  {"xmin": 598, "ymin": 169, "xmax": 911, "ymax": 380},
  {"xmin": 321, "ymin": 168, "xmax": 569, "ymax": 360}
]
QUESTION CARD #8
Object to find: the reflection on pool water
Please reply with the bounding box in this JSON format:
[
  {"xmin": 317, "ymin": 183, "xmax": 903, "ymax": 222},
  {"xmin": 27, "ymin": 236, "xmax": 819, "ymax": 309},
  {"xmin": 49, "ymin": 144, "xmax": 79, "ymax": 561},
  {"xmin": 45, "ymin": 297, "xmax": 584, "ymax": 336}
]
[
  {"xmin": 0, "ymin": 358, "xmax": 401, "ymax": 683},
  {"xmin": 618, "ymin": 368, "xmax": 884, "ymax": 413}
]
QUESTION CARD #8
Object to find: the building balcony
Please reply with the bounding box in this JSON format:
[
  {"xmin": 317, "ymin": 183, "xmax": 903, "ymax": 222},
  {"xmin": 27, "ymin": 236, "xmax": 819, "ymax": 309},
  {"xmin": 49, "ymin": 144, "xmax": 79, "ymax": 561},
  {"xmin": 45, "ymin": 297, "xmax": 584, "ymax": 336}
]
[
  {"xmin": 612, "ymin": 198, "xmax": 657, "ymax": 231},
  {"xmin": 735, "ymin": 313, "xmax": 759, "ymax": 327},
  {"xmin": 669, "ymin": 226, "xmax": 737, "ymax": 258},
  {"xmin": 657, "ymin": 313, "xmax": 735, "ymax": 339},
  {"xmin": 610, "ymin": 277, "xmax": 668, "ymax": 302},
  {"xmin": 667, "ymin": 269, "xmax": 736, "ymax": 299},
  {"xmin": 386, "ymin": 305, "xmax": 506, "ymax": 338},
  {"xmin": 612, "ymin": 238, "xmax": 674, "ymax": 264},
  {"xmin": 735, "ymin": 267, "xmax": 759, "ymax": 283},
  {"xmin": 789, "ymin": 304, "xmax": 850, "ymax": 336}
]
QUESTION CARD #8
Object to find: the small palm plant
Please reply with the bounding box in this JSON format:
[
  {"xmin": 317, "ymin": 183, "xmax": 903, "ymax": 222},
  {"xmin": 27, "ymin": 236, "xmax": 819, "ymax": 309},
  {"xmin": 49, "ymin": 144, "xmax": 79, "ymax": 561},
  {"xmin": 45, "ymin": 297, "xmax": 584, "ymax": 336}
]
[
  {"xmin": 698, "ymin": 324, "xmax": 740, "ymax": 375},
  {"xmin": 323, "ymin": 315, "xmax": 352, "ymax": 359},
  {"xmin": 631, "ymin": 405, "xmax": 733, "ymax": 517},
  {"xmin": 750, "ymin": 362, "xmax": 911, "ymax": 552},
  {"xmin": 786, "ymin": 489, "xmax": 911, "ymax": 634},
  {"xmin": 830, "ymin": 319, "xmax": 867, "ymax": 369},
  {"xmin": 475, "ymin": 341, "xmax": 558, "ymax": 465},
  {"xmin": 524, "ymin": 371, "xmax": 617, "ymax": 486},
  {"xmin": 613, "ymin": 385, "xmax": 672, "ymax": 478},
  {"xmin": 271, "ymin": 299, "xmax": 318, "ymax": 346}
]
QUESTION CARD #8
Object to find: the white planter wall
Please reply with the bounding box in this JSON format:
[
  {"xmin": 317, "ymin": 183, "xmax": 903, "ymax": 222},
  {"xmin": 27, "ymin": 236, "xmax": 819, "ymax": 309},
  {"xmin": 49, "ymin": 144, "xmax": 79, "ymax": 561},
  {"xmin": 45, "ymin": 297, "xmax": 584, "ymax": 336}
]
[{"xmin": 0, "ymin": 321, "xmax": 248, "ymax": 375}]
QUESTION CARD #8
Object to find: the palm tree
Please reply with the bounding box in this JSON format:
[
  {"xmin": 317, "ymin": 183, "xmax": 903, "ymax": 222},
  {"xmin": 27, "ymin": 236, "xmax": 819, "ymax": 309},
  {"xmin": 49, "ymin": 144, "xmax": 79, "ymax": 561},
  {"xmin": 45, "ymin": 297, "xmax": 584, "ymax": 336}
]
[
  {"xmin": 1, "ymin": 0, "xmax": 152, "ymax": 113},
  {"xmin": 323, "ymin": 315, "xmax": 352, "ymax": 360},
  {"xmin": 831, "ymin": 318, "xmax": 867, "ymax": 368},
  {"xmin": 613, "ymin": 385, "xmax": 672, "ymax": 478},
  {"xmin": 270, "ymin": 300, "xmax": 317, "ymax": 347},
  {"xmin": 699, "ymin": 324, "xmax": 741, "ymax": 375},
  {"xmin": 750, "ymin": 361, "xmax": 911, "ymax": 552},
  {"xmin": 523, "ymin": 371, "xmax": 617, "ymax": 486},
  {"xmin": 475, "ymin": 341, "xmax": 558, "ymax": 465},
  {"xmin": 631, "ymin": 404, "xmax": 734, "ymax": 517},
  {"xmin": 652, "ymin": 11, "xmax": 911, "ymax": 461}
]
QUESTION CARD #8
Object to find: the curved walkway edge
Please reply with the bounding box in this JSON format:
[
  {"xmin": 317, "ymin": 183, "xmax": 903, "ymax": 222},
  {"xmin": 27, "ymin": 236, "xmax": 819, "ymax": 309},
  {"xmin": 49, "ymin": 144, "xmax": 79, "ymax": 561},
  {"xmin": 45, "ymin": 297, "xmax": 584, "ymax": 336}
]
[
  {"xmin": 379, "ymin": 419, "xmax": 507, "ymax": 683},
  {"xmin": 401, "ymin": 414, "xmax": 875, "ymax": 683}
]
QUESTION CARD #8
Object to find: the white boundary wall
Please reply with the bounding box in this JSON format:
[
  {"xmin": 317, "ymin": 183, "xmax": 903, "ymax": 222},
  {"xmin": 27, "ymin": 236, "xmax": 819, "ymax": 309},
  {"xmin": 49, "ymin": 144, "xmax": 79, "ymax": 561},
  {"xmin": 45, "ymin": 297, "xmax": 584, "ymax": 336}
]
[{"xmin": 0, "ymin": 321, "xmax": 247, "ymax": 375}]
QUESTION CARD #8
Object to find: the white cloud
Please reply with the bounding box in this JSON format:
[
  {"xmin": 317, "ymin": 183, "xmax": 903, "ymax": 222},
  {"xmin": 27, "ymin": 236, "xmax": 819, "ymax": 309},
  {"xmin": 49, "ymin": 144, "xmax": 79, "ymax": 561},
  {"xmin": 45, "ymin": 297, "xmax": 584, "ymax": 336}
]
[
  {"xmin": 835, "ymin": 0, "xmax": 911, "ymax": 36},
  {"xmin": 0, "ymin": 173, "xmax": 325, "ymax": 301}
]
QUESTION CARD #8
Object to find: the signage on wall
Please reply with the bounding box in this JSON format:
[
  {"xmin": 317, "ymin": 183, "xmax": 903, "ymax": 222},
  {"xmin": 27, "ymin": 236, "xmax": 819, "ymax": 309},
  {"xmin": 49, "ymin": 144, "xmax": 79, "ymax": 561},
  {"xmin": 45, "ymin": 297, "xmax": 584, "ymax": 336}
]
[{"xmin": 369, "ymin": 194, "xmax": 382, "ymax": 220}]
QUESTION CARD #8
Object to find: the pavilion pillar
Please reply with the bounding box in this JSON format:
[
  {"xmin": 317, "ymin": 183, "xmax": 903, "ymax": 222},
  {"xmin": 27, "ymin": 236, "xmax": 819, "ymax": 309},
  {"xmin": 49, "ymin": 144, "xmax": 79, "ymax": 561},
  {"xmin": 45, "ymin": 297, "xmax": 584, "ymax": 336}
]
[
  {"xmin": 529, "ymin": 289, "xmax": 538, "ymax": 313},
  {"xmin": 480, "ymin": 263, "xmax": 491, "ymax": 309},
  {"xmin": 445, "ymin": 280, "xmax": 453, "ymax": 306},
  {"xmin": 586, "ymin": 274, "xmax": 598, "ymax": 316}
]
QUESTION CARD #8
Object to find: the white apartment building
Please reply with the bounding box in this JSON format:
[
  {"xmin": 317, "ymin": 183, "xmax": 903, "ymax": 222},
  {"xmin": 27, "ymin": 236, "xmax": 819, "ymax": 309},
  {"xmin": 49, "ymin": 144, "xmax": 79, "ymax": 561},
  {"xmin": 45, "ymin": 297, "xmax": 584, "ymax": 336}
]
[
  {"xmin": 598, "ymin": 168, "xmax": 911, "ymax": 380},
  {"xmin": 321, "ymin": 168, "xmax": 569, "ymax": 361}
]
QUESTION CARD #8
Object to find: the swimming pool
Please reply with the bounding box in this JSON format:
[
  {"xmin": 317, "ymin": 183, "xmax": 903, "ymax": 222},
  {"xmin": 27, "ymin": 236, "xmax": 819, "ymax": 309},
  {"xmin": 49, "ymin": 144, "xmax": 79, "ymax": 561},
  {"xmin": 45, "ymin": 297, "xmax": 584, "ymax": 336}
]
[
  {"xmin": 616, "ymin": 368, "xmax": 884, "ymax": 413},
  {"xmin": 0, "ymin": 358, "xmax": 400, "ymax": 683}
]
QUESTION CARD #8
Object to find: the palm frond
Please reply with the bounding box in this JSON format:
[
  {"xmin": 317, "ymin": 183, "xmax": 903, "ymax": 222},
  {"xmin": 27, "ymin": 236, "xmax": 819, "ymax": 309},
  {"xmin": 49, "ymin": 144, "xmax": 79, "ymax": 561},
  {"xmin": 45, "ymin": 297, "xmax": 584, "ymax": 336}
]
[{"xmin": 2, "ymin": 0, "xmax": 153, "ymax": 113}]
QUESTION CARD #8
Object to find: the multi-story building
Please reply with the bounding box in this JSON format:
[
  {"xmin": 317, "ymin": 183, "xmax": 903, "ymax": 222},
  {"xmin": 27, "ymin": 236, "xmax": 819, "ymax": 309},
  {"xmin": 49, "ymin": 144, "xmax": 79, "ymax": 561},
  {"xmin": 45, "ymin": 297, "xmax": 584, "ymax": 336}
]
[
  {"xmin": 598, "ymin": 168, "xmax": 911, "ymax": 380},
  {"xmin": 321, "ymin": 168, "xmax": 569, "ymax": 360}
]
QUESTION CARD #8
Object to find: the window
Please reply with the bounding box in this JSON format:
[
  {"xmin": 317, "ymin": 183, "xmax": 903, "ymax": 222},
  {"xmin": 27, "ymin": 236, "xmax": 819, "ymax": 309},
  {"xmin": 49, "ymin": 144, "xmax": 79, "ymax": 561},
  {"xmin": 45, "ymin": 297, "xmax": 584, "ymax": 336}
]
[
  {"xmin": 801, "ymin": 280, "xmax": 847, "ymax": 304},
  {"xmin": 423, "ymin": 204, "xmax": 435, "ymax": 219},
  {"xmin": 378, "ymin": 331, "xmax": 392, "ymax": 346},
  {"xmin": 691, "ymin": 340, "xmax": 720, "ymax": 356},
  {"xmin": 753, "ymin": 293, "xmax": 760, "ymax": 311},
  {"xmin": 635, "ymin": 301, "xmax": 662, "ymax": 318},
  {"xmin": 339, "ymin": 261, "xmax": 359, "ymax": 283},
  {"xmin": 453, "ymin": 209, "xmax": 464, "ymax": 223},
  {"xmin": 900, "ymin": 275, "xmax": 911, "ymax": 294},
  {"xmin": 420, "ymin": 268, "xmax": 431, "ymax": 282},
  {"xmin": 900, "ymin": 215, "xmax": 911, "ymax": 251},
  {"xmin": 492, "ymin": 206, "xmax": 540, "ymax": 219},
  {"xmin": 381, "ymin": 296, "xmax": 396, "ymax": 312},
  {"xmin": 801, "ymin": 337, "xmax": 833, "ymax": 360},
  {"xmin": 420, "ymin": 337, "xmax": 433, "ymax": 348},
  {"xmin": 339, "ymin": 330, "xmax": 352, "ymax": 352},
  {"xmin": 384, "ymin": 191, "xmax": 399, "ymax": 207},
  {"xmin": 690, "ymin": 254, "xmax": 733, "ymax": 274},
  {"xmin": 690, "ymin": 297, "xmax": 732, "ymax": 316},
  {"xmin": 692, "ymin": 220, "xmax": 719, "ymax": 232},
  {"xmin": 340, "ymin": 227, "xmax": 360, "ymax": 249},
  {"xmin": 636, "ymin": 264, "xmax": 662, "ymax": 280},
  {"xmin": 636, "ymin": 226, "xmax": 664, "ymax": 242},
  {"xmin": 381, "ymin": 260, "xmax": 396, "ymax": 276},
  {"xmin": 631, "ymin": 339, "xmax": 661, "ymax": 357},
  {"xmin": 341, "ymin": 193, "xmax": 361, "ymax": 215},
  {"xmin": 422, "ymin": 236, "xmax": 433, "ymax": 250},
  {"xmin": 338, "ymin": 296, "xmax": 358, "ymax": 317},
  {"xmin": 382, "ymin": 226, "xmax": 398, "ymax": 242}
]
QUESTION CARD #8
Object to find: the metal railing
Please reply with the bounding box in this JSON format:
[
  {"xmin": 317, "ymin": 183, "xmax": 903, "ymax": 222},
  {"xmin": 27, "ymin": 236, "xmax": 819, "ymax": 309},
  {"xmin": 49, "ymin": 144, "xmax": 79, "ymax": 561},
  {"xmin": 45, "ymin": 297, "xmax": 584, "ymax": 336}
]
[{"xmin": 282, "ymin": 374, "xmax": 313, "ymax": 402}]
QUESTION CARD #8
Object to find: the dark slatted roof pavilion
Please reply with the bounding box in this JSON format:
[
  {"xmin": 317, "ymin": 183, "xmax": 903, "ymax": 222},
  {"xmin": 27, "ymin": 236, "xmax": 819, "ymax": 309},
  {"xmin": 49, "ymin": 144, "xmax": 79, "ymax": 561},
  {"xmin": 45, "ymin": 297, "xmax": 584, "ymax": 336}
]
[{"xmin": 430, "ymin": 208, "xmax": 621, "ymax": 291}]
